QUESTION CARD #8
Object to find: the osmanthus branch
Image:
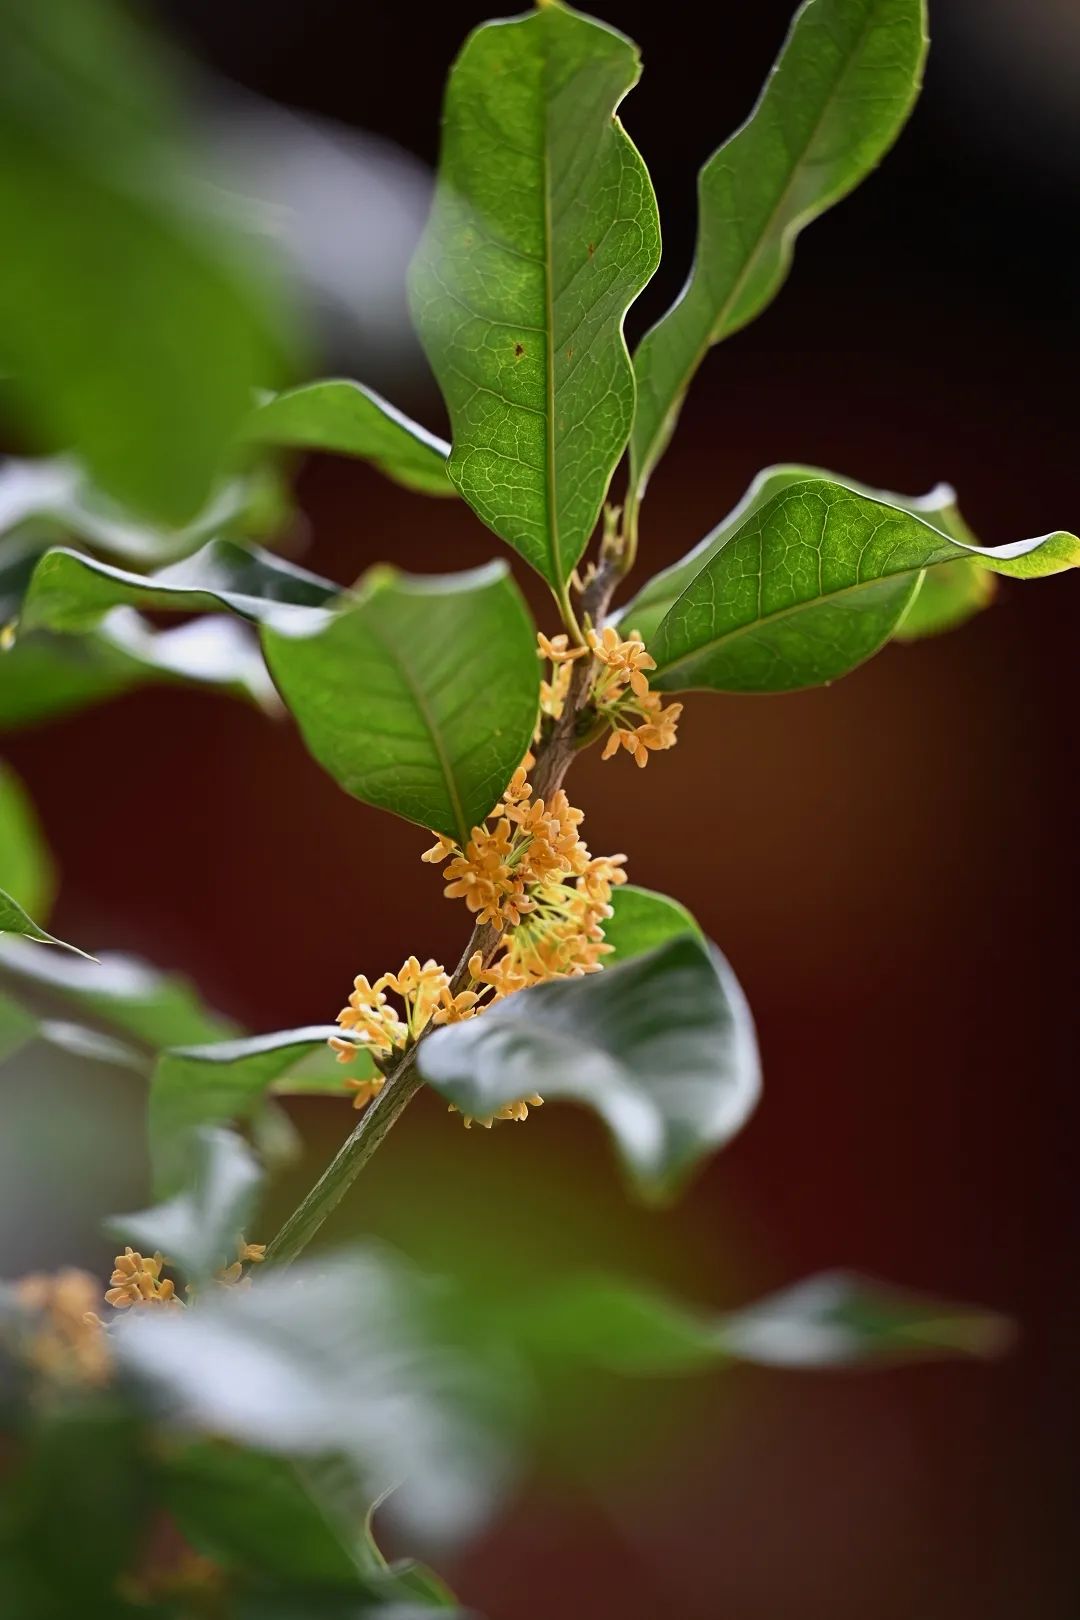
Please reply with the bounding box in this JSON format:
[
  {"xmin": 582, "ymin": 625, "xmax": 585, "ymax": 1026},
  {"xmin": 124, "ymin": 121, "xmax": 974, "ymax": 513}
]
[{"xmin": 264, "ymin": 562, "xmax": 621, "ymax": 1268}]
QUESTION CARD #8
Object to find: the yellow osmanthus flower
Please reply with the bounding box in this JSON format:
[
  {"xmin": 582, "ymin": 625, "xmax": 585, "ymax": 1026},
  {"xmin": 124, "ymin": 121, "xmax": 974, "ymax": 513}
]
[
  {"xmin": 13, "ymin": 1269, "xmax": 112, "ymax": 1386},
  {"xmin": 451, "ymin": 1093, "xmax": 545, "ymax": 1130},
  {"xmin": 215, "ymin": 1237, "xmax": 267, "ymax": 1288},
  {"xmin": 105, "ymin": 1248, "xmax": 181, "ymax": 1311},
  {"xmin": 584, "ymin": 623, "xmax": 683, "ymax": 768}
]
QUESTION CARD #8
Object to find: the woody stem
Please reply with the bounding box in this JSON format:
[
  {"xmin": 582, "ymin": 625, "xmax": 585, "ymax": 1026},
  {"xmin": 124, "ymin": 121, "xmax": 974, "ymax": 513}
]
[{"xmin": 263, "ymin": 565, "xmax": 620, "ymax": 1269}]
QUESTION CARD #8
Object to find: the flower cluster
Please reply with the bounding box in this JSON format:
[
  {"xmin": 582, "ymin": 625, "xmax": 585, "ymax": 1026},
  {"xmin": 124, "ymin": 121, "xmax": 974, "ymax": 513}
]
[
  {"xmin": 330, "ymin": 757, "xmax": 627, "ymax": 1129},
  {"xmin": 105, "ymin": 1248, "xmax": 181, "ymax": 1311},
  {"xmin": 586, "ymin": 625, "xmax": 683, "ymax": 768},
  {"xmin": 12, "ymin": 1269, "xmax": 111, "ymax": 1386}
]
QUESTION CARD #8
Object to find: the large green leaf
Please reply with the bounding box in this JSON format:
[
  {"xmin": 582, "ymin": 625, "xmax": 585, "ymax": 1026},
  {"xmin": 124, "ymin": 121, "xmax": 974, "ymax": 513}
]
[
  {"xmin": 631, "ymin": 0, "xmax": 927, "ymax": 496},
  {"xmin": 0, "ymin": 936, "xmax": 234, "ymax": 1049},
  {"xmin": 148, "ymin": 1027, "xmax": 361, "ymax": 1195},
  {"xmin": 501, "ymin": 1270, "xmax": 1012, "ymax": 1373},
  {"xmin": 113, "ymin": 1251, "xmax": 515, "ymax": 1544},
  {"xmin": 0, "ymin": 0, "xmax": 289, "ymax": 525},
  {"xmin": 250, "ymin": 381, "xmax": 453, "ymax": 497},
  {"xmin": 419, "ymin": 935, "xmax": 760, "ymax": 1200},
  {"xmin": 262, "ymin": 563, "xmax": 538, "ymax": 842},
  {"xmin": 0, "ymin": 762, "xmax": 54, "ymax": 920},
  {"xmin": 649, "ymin": 479, "xmax": 1079, "ymax": 694},
  {"xmin": 108, "ymin": 1126, "xmax": 262, "ymax": 1285},
  {"xmin": 20, "ymin": 539, "xmax": 337, "ymax": 635},
  {"xmin": 602, "ymin": 883, "xmax": 701, "ymax": 965},
  {"xmin": 621, "ymin": 464, "xmax": 968, "ymax": 645},
  {"xmin": 409, "ymin": 3, "xmax": 660, "ymax": 590}
]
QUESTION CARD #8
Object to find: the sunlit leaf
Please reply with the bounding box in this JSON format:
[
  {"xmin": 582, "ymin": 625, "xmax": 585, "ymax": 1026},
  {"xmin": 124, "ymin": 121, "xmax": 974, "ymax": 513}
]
[
  {"xmin": 649, "ymin": 479, "xmax": 1079, "ymax": 694},
  {"xmin": 631, "ymin": 0, "xmax": 927, "ymax": 495},
  {"xmin": 0, "ymin": 0, "xmax": 290, "ymax": 524},
  {"xmin": 895, "ymin": 560, "xmax": 997, "ymax": 640},
  {"xmin": 250, "ymin": 380, "xmax": 452, "ymax": 497},
  {"xmin": 108, "ymin": 1126, "xmax": 262, "ymax": 1284},
  {"xmin": 419, "ymin": 935, "xmax": 760, "ymax": 1200},
  {"xmin": 262, "ymin": 563, "xmax": 538, "ymax": 842},
  {"xmin": 410, "ymin": 3, "xmax": 660, "ymax": 589},
  {"xmin": 148, "ymin": 1027, "xmax": 360, "ymax": 1195}
]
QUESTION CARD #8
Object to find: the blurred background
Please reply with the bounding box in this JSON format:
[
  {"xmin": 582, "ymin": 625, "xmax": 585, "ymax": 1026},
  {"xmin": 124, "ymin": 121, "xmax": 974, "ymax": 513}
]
[{"xmin": 2, "ymin": 1, "xmax": 1077, "ymax": 1617}]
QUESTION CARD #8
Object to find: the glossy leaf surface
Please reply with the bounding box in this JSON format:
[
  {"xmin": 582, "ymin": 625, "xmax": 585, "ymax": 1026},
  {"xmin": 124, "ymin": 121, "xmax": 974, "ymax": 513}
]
[
  {"xmin": 251, "ymin": 380, "xmax": 452, "ymax": 496},
  {"xmin": 420, "ymin": 935, "xmax": 760, "ymax": 1199},
  {"xmin": 602, "ymin": 883, "xmax": 700, "ymax": 965},
  {"xmin": 263, "ymin": 563, "xmax": 538, "ymax": 842},
  {"xmin": 631, "ymin": 0, "xmax": 927, "ymax": 493},
  {"xmin": 649, "ymin": 480, "xmax": 1079, "ymax": 693},
  {"xmin": 410, "ymin": 3, "xmax": 660, "ymax": 587}
]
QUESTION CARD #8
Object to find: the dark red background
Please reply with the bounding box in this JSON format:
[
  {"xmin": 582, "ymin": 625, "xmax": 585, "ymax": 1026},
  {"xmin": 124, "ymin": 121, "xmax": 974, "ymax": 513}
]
[{"xmin": 4, "ymin": 2, "xmax": 1077, "ymax": 1616}]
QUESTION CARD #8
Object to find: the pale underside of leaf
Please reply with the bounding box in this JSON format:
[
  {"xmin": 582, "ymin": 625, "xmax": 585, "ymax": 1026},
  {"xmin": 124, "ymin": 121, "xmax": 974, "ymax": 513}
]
[
  {"xmin": 631, "ymin": 0, "xmax": 928, "ymax": 496},
  {"xmin": 409, "ymin": 3, "xmax": 660, "ymax": 589}
]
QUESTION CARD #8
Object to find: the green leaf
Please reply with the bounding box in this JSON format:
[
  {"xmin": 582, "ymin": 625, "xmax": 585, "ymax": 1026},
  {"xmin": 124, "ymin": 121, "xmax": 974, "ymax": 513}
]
[
  {"xmin": 262, "ymin": 563, "xmax": 538, "ymax": 842},
  {"xmin": 250, "ymin": 381, "xmax": 453, "ymax": 497},
  {"xmin": 419, "ymin": 935, "xmax": 760, "ymax": 1200},
  {"xmin": 501, "ymin": 1269, "xmax": 1012, "ymax": 1373},
  {"xmin": 0, "ymin": 885, "xmax": 92, "ymax": 958},
  {"xmin": 0, "ymin": 612, "xmax": 277, "ymax": 730},
  {"xmin": 649, "ymin": 479, "xmax": 1080, "ymax": 694},
  {"xmin": 602, "ymin": 884, "xmax": 701, "ymax": 966},
  {"xmin": 895, "ymin": 559, "xmax": 997, "ymax": 641},
  {"xmin": 0, "ymin": 454, "xmax": 290, "ymax": 567},
  {"xmin": 631, "ymin": 0, "xmax": 928, "ymax": 495},
  {"xmin": 108, "ymin": 1126, "xmax": 262, "ymax": 1284},
  {"xmin": 409, "ymin": 3, "xmax": 660, "ymax": 590},
  {"xmin": 0, "ymin": 936, "xmax": 234, "ymax": 1048},
  {"xmin": 0, "ymin": 0, "xmax": 290, "ymax": 525},
  {"xmin": 148, "ymin": 1027, "xmax": 361, "ymax": 1195},
  {"xmin": 621, "ymin": 464, "xmax": 967, "ymax": 646},
  {"xmin": 0, "ymin": 762, "xmax": 54, "ymax": 920},
  {"xmin": 159, "ymin": 1443, "xmax": 370, "ymax": 1590},
  {"xmin": 20, "ymin": 539, "xmax": 337, "ymax": 636},
  {"xmin": 113, "ymin": 1250, "xmax": 515, "ymax": 1544}
]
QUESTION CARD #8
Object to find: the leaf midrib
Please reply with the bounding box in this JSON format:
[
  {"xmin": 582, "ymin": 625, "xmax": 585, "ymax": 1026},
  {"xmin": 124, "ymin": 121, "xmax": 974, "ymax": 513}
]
[
  {"xmin": 367, "ymin": 612, "xmax": 468, "ymax": 843},
  {"xmin": 655, "ymin": 556, "xmax": 924, "ymax": 680}
]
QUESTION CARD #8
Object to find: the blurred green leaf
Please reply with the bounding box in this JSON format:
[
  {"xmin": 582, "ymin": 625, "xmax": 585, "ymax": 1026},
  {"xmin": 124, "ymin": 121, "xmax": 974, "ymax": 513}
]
[
  {"xmin": 500, "ymin": 1269, "xmax": 1013, "ymax": 1372},
  {"xmin": 0, "ymin": 936, "xmax": 234, "ymax": 1048},
  {"xmin": 603, "ymin": 884, "xmax": 701, "ymax": 965},
  {"xmin": 250, "ymin": 382, "xmax": 452, "ymax": 497},
  {"xmin": 650, "ymin": 479, "xmax": 1079, "ymax": 694},
  {"xmin": 420, "ymin": 935, "xmax": 760, "ymax": 1200},
  {"xmin": 262, "ymin": 563, "xmax": 538, "ymax": 842},
  {"xmin": 631, "ymin": 0, "xmax": 927, "ymax": 495},
  {"xmin": 622, "ymin": 466, "xmax": 975, "ymax": 646},
  {"xmin": 0, "ymin": 761, "xmax": 54, "ymax": 920},
  {"xmin": 108, "ymin": 1126, "xmax": 262, "ymax": 1284},
  {"xmin": 0, "ymin": 990, "xmax": 36, "ymax": 1063},
  {"xmin": 113, "ymin": 1251, "xmax": 517, "ymax": 1545},
  {"xmin": 148, "ymin": 1027, "xmax": 360, "ymax": 1195},
  {"xmin": 0, "ymin": 0, "xmax": 290, "ymax": 524},
  {"xmin": 0, "ymin": 454, "xmax": 290, "ymax": 567},
  {"xmin": 20, "ymin": 539, "xmax": 337, "ymax": 635},
  {"xmin": 160, "ymin": 1443, "xmax": 371, "ymax": 1589},
  {"xmin": 409, "ymin": 3, "xmax": 660, "ymax": 589}
]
